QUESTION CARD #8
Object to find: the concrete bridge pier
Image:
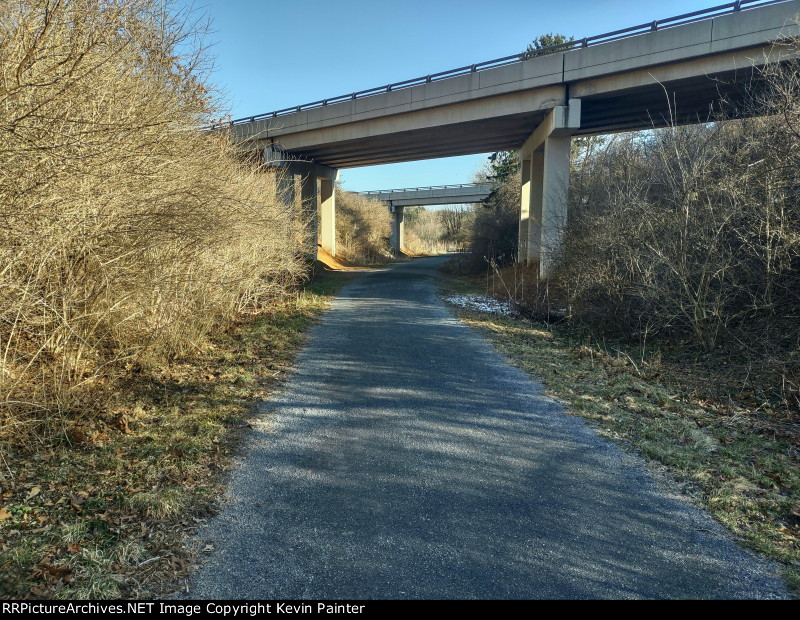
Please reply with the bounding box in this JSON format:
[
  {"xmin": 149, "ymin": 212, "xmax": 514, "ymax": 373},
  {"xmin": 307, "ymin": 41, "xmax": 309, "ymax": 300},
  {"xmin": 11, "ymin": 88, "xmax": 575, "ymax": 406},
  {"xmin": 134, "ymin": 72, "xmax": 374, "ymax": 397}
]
[
  {"xmin": 319, "ymin": 176, "xmax": 336, "ymax": 257},
  {"xmin": 518, "ymin": 98, "xmax": 580, "ymax": 278},
  {"xmin": 299, "ymin": 173, "xmax": 318, "ymax": 253},
  {"xmin": 268, "ymin": 151, "xmax": 338, "ymax": 258},
  {"xmin": 389, "ymin": 204, "xmax": 405, "ymax": 255}
]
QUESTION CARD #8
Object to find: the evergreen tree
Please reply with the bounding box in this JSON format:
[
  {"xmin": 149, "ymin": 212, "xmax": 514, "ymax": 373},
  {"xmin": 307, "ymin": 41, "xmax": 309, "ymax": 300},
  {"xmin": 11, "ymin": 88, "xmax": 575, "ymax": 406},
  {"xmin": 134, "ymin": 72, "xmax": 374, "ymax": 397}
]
[
  {"xmin": 487, "ymin": 150, "xmax": 519, "ymax": 183},
  {"xmin": 525, "ymin": 33, "xmax": 574, "ymax": 55}
]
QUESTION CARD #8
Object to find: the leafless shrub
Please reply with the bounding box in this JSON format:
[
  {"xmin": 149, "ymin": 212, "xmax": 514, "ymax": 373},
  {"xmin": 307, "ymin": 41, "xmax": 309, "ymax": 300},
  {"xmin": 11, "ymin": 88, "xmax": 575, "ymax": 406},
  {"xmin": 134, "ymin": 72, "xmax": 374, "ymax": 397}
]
[
  {"xmin": 404, "ymin": 207, "xmax": 444, "ymax": 255},
  {"xmin": 555, "ymin": 45, "xmax": 800, "ymax": 408},
  {"xmin": 335, "ymin": 190, "xmax": 392, "ymax": 263},
  {"xmin": 466, "ymin": 172, "xmax": 521, "ymax": 271},
  {"xmin": 0, "ymin": 1, "xmax": 306, "ymax": 446},
  {"xmin": 404, "ymin": 207, "xmax": 473, "ymax": 254},
  {"xmin": 438, "ymin": 206, "xmax": 473, "ymax": 248},
  {"xmin": 565, "ymin": 112, "xmax": 799, "ymax": 338}
]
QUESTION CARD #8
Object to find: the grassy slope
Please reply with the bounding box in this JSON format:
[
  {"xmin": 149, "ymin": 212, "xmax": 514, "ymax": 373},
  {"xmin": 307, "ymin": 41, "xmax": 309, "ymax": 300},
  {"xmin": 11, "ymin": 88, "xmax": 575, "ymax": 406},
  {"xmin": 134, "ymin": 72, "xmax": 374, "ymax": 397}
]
[
  {"xmin": 440, "ymin": 274, "xmax": 800, "ymax": 595},
  {"xmin": 0, "ymin": 271, "xmax": 356, "ymax": 600}
]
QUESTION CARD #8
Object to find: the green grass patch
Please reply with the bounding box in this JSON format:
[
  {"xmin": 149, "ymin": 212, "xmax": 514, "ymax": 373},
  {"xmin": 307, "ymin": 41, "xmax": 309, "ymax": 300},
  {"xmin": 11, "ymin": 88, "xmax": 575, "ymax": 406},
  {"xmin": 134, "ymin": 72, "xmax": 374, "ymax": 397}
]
[
  {"xmin": 440, "ymin": 274, "xmax": 800, "ymax": 595},
  {"xmin": 0, "ymin": 270, "xmax": 356, "ymax": 600}
]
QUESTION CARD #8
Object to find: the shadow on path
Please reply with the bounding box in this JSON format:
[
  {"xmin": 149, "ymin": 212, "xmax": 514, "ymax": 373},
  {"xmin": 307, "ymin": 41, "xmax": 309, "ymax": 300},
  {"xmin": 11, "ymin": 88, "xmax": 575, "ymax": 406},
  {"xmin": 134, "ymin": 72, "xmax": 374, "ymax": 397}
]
[{"xmin": 186, "ymin": 256, "xmax": 788, "ymax": 599}]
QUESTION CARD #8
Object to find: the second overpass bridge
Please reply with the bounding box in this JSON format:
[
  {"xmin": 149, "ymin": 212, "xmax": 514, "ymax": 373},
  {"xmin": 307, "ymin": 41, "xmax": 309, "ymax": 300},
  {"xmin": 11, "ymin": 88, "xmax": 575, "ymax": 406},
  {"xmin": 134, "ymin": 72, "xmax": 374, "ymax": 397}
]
[{"xmin": 358, "ymin": 183, "xmax": 495, "ymax": 253}]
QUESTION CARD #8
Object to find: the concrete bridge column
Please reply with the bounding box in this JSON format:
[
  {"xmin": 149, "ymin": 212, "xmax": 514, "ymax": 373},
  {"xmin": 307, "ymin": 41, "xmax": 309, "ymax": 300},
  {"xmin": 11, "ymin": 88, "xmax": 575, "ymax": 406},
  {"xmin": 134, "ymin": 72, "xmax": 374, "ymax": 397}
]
[
  {"xmin": 390, "ymin": 204, "xmax": 405, "ymax": 255},
  {"xmin": 520, "ymin": 152, "xmax": 545, "ymax": 266},
  {"xmin": 319, "ymin": 175, "xmax": 336, "ymax": 257},
  {"xmin": 518, "ymin": 155, "xmax": 531, "ymax": 263},
  {"xmin": 279, "ymin": 159, "xmax": 338, "ymax": 259},
  {"xmin": 300, "ymin": 173, "xmax": 318, "ymax": 255},
  {"xmin": 527, "ymin": 151, "xmax": 544, "ymax": 269},
  {"xmin": 276, "ymin": 171, "xmax": 295, "ymax": 208},
  {"xmin": 518, "ymin": 98, "xmax": 581, "ymax": 278},
  {"xmin": 540, "ymin": 135, "xmax": 570, "ymax": 276}
]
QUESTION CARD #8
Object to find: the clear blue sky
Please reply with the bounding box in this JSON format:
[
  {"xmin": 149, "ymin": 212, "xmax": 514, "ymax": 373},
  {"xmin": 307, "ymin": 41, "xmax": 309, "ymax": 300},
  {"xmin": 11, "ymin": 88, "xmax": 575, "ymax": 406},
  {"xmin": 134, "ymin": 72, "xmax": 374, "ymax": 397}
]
[{"xmin": 202, "ymin": 0, "xmax": 731, "ymax": 191}]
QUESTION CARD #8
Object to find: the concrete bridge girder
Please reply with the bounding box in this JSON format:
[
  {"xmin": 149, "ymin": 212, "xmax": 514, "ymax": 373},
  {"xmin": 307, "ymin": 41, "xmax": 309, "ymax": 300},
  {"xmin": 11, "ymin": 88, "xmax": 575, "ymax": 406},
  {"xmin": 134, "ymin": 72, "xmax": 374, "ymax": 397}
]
[
  {"xmin": 232, "ymin": 2, "xmax": 800, "ymax": 168},
  {"xmin": 383, "ymin": 195, "xmax": 491, "ymax": 208},
  {"xmin": 366, "ymin": 182, "xmax": 494, "ymax": 207}
]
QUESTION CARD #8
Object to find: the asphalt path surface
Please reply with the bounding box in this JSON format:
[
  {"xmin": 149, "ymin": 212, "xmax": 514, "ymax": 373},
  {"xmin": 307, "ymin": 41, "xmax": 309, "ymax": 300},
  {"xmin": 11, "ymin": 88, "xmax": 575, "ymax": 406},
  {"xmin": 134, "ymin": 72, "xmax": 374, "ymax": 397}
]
[{"xmin": 187, "ymin": 255, "xmax": 788, "ymax": 599}]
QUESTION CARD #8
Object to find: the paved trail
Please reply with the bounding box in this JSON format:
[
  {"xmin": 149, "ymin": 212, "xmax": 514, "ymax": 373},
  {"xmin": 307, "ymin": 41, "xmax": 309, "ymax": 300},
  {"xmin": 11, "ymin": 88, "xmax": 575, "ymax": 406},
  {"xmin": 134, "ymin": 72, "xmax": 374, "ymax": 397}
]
[{"xmin": 187, "ymin": 256, "xmax": 788, "ymax": 599}]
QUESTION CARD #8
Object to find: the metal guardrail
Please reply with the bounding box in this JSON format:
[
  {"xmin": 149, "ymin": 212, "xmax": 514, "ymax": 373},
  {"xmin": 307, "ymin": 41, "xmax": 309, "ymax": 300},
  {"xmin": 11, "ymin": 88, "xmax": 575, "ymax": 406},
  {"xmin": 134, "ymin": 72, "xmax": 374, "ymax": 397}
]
[
  {"xmin": 359, "ymin": 183, "xmax": 491, "ymax": 195},
  {"xmin": 210, "ymin": 0, "xmax": 788, "ymax": 131}
]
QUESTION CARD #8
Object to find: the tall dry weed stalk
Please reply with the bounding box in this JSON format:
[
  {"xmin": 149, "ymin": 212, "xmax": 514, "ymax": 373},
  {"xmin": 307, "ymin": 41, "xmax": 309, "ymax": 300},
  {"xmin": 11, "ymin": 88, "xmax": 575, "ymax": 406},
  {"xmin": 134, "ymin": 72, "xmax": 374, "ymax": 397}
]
[{"xmin": 0, "ymin": 1, "xmax": 306, "ymax": 446}]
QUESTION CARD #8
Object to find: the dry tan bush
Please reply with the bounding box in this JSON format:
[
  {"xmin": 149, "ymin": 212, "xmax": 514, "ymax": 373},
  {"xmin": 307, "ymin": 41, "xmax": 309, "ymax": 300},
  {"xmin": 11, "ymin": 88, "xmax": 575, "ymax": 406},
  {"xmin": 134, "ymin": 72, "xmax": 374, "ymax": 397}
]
[
  {"xmin": 402, "ymin": 229, "xmax": 430, "ymax": 255},
  {"xmin": 563, "ymin": 109, "xmax": 800, "ymax": 349},
  {"xmin": 404, "ymin": 208, "xmax": 447, "ymax": 254},
  {"xmin": 439, "ymin": 206, "xmax": 474, "ymax": 249},
  {"xmin": 335, "ymin": 190, "xmax": 392, "ymax": 264},
  {"xmin": 0, "ymin": 1, "xmax": 305, "ymax": 444}
]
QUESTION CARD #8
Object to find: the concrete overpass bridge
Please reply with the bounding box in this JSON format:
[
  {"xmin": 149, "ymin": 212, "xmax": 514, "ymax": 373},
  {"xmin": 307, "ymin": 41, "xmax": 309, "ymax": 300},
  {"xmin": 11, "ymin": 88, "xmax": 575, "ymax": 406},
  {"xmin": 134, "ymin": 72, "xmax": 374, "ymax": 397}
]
[
  {"xmin": 358, "ymin": 183, "xmax": 495, "ymax": 253},
  {"xmin": 224, "ymin": 0, "xmax": 800, "ymax": 274}
]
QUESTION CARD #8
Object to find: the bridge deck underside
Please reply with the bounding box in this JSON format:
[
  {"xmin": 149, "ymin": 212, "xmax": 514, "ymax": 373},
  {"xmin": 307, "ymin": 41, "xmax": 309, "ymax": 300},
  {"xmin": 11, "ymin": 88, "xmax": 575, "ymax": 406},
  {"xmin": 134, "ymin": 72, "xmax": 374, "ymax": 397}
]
[
  {"xmin": 271, "ymin": 65, "xmax": 770, "ymax": 168},
  {"xmin": 579, "ymin": 68, "xmax": 763, "ymax": 134},
  {"xmin": 285, "ymin": 112, "xmax": 548, "ymax": 168},
  {"xmin": 380, "ymin": 195, "xmax": 491, "ymax": 207}
]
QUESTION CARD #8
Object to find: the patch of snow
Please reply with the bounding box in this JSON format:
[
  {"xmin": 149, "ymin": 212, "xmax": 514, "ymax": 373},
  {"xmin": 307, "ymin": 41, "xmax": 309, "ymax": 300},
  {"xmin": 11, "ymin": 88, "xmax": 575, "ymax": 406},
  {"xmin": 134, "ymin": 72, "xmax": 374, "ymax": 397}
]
[{"xmin": 443, "ymin": 294, "xmax": 515, "ymax": 316}]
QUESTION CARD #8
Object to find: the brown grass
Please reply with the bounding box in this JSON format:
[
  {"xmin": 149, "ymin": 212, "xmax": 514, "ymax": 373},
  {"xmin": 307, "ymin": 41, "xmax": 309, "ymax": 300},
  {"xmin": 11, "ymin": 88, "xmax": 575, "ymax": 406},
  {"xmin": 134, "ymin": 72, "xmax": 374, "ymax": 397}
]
[{"xmin": 0, "ymin": 271, "xmax": 354, "ymax": 599}]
